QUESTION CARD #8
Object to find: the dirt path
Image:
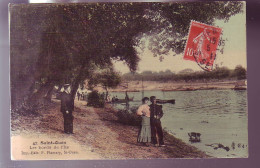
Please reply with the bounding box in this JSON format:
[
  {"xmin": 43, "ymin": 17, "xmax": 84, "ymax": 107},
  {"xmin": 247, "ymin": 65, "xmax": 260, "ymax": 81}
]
[{"xmin": 11, "ymin": 98, "xmax": 208, "ymax": 159}]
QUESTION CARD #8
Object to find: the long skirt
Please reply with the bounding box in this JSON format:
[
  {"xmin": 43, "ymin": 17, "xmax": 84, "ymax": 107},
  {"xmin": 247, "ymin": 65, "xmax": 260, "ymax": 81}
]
[{"xmin": 137, "ymin": 116, "xmax": 151, "ymax": 143}]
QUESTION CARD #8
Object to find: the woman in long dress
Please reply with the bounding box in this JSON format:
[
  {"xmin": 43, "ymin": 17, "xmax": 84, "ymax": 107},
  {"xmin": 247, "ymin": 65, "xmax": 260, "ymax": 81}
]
[{"xmin": 136, "ymin": 97, "xmax": 151, "ymax": 146}]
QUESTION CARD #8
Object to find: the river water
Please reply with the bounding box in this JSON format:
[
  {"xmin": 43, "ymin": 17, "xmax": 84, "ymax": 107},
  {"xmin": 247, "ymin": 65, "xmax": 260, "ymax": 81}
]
[{"xmin": 109, "ymin": 90, "xmax": 248, "ymax": 158}]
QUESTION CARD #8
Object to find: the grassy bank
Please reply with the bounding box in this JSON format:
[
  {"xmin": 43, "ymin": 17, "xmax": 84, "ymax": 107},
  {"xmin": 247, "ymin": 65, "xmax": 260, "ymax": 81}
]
[
  {"xmin": 11, "ymin": 99, "xmax": 209, "ymax": 159},
  {"xmin": 96, "ymin": 105, "xmax": 209, "ymax": 158}
]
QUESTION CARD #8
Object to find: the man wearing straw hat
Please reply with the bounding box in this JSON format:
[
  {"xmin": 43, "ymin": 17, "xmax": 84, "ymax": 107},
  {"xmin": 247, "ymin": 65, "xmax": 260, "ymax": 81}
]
[{"xmin": 60, "ymin": 84, "xmax": 74, "ymax": 134}]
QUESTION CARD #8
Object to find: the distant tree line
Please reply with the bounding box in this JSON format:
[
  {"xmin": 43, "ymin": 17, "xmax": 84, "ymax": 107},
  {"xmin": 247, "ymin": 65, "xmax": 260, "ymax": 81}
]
[{"xmin": 122, "ymin": 65, "xmax": 246, "ymax": 82}]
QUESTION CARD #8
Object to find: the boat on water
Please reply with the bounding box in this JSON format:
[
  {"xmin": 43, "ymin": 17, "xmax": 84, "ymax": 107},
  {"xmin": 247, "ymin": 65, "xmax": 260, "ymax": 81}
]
[
  {"xmin": 161, "ymin": 89, "xmax": 174, "ymax": 92},
  {"xmin": 176, "ymin": 88, "xmax": 197, "ymax": 91},
  {"xmin": 108, "ymin": 98, "xmax": 175, "ymax": 104},
  {"xmin": 127, "ymin": 90, "xmax": 140, "ymax": 92},
  {"xmin": 233, "ymin": 80, "xmax": 247, "ymax": 90},
  {"xmin": 161, "ymin": 88, "xmax": 197, "ymax": 91},
  {"xmin": 157, "ymin": 99, "xmax": 175, "ymax": 104},
  {"xmin": 108, "ymin": 97, "xmax": 134, "ymax": 103},
  {"xmin": 233, "ymin": 86, "xmax": 247, "ymax": 90}
]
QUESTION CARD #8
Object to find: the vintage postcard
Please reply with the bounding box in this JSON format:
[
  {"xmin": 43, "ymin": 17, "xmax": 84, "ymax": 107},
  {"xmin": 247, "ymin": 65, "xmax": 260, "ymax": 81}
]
[{"xmin": 10, "ymin": 1, "xmax": 247, "ymax": 160}]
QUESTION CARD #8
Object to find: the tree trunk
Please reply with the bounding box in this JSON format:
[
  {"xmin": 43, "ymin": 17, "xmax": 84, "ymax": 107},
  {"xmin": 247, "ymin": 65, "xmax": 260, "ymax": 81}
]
[
  {"xmin": 45, "ymin": 86, "xmax": 54, "ymax": 102},
  {"xmin": 71, "ymin": 71, "xmax": 84, "ymax": 100},
  {"xmin": 24, "ymin": 81, "xmax": 55, "ymax": 112},
  {"xmin": 105, "ymin": 87, "xmax": 108, "ymax": 101},
  {"xmin": 70, "ymin": 64, "xmax": 88, "ymax": 108},
  {"xmin": 11, "ymin": 74, "xmax": 36, "ymax": 112},
  {"xmin": 57, "ymin": 85, "xmax": 62, "ymax": 92}
]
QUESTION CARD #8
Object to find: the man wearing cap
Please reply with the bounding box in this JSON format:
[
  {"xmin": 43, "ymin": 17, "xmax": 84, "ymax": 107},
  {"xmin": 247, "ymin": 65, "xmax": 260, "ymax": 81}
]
[
  {"xmin": 60, "ymin": 84, "xmax": 74, "ymax": 134},
  {"xmin": 149, "ymin": 96, "xmax": 165, "ymax": 146}
]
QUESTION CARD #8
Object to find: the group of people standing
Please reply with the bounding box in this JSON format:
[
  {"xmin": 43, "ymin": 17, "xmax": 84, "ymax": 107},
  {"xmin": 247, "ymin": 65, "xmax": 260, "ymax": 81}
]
[
  {"xmin": 60, "ymin": 84, "xmax": 165, "ymax": 147},
  {"xmin": 76, "ymin": 91, "xmax": 87, "ymax": 101},
  {"xmin": 136, "ymin": 96, "xmax": 165, "ymax": 147}
]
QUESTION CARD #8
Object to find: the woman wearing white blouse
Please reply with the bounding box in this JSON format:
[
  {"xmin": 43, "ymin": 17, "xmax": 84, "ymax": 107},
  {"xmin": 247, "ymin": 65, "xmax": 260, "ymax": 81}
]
[{"xmin": 136, "ymin": 97, "xmax": 151, "ymax": 146}]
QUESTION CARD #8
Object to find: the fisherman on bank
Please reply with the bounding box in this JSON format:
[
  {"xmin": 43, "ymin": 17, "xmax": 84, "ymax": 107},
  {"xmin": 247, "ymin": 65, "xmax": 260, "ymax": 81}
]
[
  {"xmin": 125, "ymin": 91, "xmax": 130, "ymax": 108},
  {"xmin": 60, "ymin": 84, "xmax": 74, "ymax": 134}
]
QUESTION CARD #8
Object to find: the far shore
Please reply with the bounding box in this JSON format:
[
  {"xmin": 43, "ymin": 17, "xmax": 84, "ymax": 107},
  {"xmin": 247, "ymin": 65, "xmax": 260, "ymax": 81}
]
[{"xmin": 94, "ymin": 79, "xmax": 247, "ymax": 92}]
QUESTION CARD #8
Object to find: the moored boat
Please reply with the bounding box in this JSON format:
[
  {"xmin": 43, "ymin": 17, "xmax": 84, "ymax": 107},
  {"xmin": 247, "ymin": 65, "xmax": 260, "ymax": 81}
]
[
  {"xmin": 233, "ymin": 87, "xmax": 247, "ymax": 90},
  {"xmin": 157, "ymin": 99, "xmax": 175, "ymax": 104},
  {"xmin": 109, "ymin": 97, "xmax": 134, "ymax": 103}
]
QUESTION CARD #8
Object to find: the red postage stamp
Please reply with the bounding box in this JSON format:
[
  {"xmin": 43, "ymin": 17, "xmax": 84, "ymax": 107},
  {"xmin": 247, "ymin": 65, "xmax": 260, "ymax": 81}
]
[{"xmin": 184, "ymin": 21, "xmax": 222, "ymax": 71}]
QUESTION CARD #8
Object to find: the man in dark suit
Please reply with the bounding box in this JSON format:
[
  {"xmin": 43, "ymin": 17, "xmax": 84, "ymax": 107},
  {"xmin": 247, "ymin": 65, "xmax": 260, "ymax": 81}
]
[
  {"xmin": 60, "ymin": 84, "xmax": 74, "ymax": 134},
  {"xmin": 150, "ymin": 96, "xmax": 165, "ymax": 146}
]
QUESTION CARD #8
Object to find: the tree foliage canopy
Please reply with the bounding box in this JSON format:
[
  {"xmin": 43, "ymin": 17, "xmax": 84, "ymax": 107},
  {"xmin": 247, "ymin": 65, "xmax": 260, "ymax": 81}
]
[
  {"xmin": 10, "ymin": 2, "xmax": 244, "ymax": 111},
  {"xmin": 88, "ymin": 68, "xmax": 121, "ymax": 91}
]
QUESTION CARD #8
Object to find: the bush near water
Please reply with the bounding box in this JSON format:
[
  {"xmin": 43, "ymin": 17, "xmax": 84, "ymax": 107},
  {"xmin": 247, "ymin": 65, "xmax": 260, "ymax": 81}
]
[
  {"xmin": 116, "ymin": 107, "xmax": 142, "ymax": 126},
  {"xmin": 87, "ymin": 91, "xmax": 105, "ymax": 108},
  {"xmin": 86, "ymin": 91, "xmax": 141, "ymax": 125}
]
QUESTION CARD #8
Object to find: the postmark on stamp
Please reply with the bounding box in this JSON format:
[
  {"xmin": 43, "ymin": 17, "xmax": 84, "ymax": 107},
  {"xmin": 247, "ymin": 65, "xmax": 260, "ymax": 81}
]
[{"xmin": 184, "ymin": 21, "xmax": 222, "ymax": 71}]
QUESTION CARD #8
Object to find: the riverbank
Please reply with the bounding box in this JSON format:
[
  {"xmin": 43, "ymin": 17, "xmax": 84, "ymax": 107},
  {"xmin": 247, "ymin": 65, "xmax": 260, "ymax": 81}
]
[
  {"xmin": 11, "ymin": 98, "xmax": 209, "ymax": 159},
  {"xmin": 93, "ymin": 80, "xmax": 246, "ymax": 92}
]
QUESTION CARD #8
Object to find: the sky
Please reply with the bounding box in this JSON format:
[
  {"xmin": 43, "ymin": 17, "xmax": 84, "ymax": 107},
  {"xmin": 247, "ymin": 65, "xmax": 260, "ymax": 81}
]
[{"xmin": 113, "ymin": 6, "xmax": 247, "ymax": 74}]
